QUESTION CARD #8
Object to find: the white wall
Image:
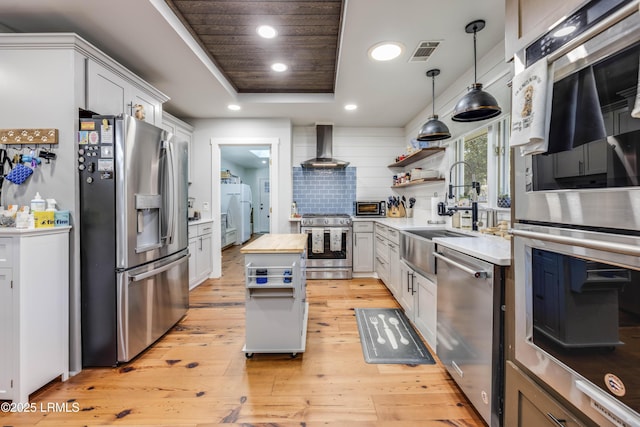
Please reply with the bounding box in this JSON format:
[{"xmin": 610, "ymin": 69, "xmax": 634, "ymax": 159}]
[
  {"xmin": 292, "ymin": 126, "xmax": 406, "ymax": 201},
  {"xmin": 0, "ymin": 45, "xmax": 85, "ymax": 374},
  {"xmin": 402, "ymin": 41, "xmax": 513, "ymax": 222},
  {"xmin": 189, "ymin": 118, "xmax": 292, "ymax": 277}
]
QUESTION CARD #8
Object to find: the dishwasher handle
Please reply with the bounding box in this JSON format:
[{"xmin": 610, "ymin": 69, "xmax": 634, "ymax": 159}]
[{"xmin": 434, "ymin": 252, "xmax": 489, "ymax": 279}]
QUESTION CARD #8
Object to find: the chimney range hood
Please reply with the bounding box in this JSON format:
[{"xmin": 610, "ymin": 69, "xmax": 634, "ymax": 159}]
[{"xmin": 301, "ymin": 124, "xmax": 349, "ymax": 168}]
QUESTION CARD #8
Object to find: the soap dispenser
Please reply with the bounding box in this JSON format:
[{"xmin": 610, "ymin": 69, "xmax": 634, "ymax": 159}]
[{"xmin": 30, "ymin": 192, "xmax": 46, "ymax": 212}]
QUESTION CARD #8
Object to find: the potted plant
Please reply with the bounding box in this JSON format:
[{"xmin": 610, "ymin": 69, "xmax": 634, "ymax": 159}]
[{"xmin": 497, "ymin": 194, "xmax": 511, "ymax": 208}]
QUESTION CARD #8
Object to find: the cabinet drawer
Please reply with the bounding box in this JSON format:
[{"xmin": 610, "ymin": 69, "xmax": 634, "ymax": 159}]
[
  {"xmin": 387, "ymin": 227, "xmax": 400, "ymax": 244},
  {"xmin": 188, "ymin": 225, "xmax": 197, "ymax": 239},
  {"xmin": 0, "ymin": 238, "xmax": 12, "ymax": 267},
  {"xmin": 375, "ymin": 235, "xmax": 389, "ymax": 261},
  {"xmin": 353, "ymin": 221, "xmax": 374, "ymax": 233},
  {"xmin": 197, "ymin": 222, "xmax": 213, "ymax": 236},
  {"xmin": 375, "ymin": 223, "xmax": 389, "ymax": 239}
]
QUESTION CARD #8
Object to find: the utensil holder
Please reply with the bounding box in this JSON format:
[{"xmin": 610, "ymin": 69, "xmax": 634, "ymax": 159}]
[{"xmin": 406, "ymin": 207, "xmax": 413, "ymax": 218}]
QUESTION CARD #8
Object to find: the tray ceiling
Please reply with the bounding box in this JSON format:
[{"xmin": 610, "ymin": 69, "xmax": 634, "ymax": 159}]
[{"xmin": 165, "ymin": 0, "xmax": 344, "ymax": 94}]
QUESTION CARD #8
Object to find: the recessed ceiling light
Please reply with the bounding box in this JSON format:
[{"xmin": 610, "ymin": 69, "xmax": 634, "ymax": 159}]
[
  {"xmin": 369, "ymin": 42, "xmax": 403, "ymax": 61},
  {"xmin": 344, "ymin": 104, "xmax": 358, "ymax": 111},
  {"xmin": 271, "ymin": 63, "xmax": 288, "ymax": 72},
  {"xmin": 227, "ymin": 104, "xmax": 241, "ymax": 111},
  {"xmin": 257, "ymin": 25, "xmax": 277, "ymax": 39}
]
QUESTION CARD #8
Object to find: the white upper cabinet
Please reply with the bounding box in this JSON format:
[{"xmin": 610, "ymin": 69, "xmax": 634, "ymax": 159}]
[
  {"xmin": 86, "ymin": 59, "xmax": 165, "ymax": 126},
  {"xmin": 505, "ymin": 0, "xmax": 585, "ymax": 60},
  {"xmin": 162, "ymin": 112, "xmax": 195, "ymax": 183}
]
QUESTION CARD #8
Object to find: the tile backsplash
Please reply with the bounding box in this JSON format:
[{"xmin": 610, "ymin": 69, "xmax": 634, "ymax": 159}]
[{"xmin": 292, "ymin": 167, "xmax": 356, "ymax": 214}]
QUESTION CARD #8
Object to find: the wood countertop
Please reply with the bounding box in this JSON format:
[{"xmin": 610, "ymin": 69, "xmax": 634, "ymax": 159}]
[{"xmin": 240, "ymin": 234, "xmax": 307, "ymax": 254}]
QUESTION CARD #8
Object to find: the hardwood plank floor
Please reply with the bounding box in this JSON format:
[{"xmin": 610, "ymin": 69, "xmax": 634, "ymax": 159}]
[{"xmin": 1, "ymin": 238, "xmax": 485, "ymax": 426}]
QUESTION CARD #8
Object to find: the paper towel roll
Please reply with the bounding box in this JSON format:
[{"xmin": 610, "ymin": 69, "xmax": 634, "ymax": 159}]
[{"xmin": 430, "ymin": 197, "xmax": 440, "ymax": 223}]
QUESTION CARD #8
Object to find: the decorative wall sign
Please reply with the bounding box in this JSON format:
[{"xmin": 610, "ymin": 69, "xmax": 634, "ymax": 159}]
[{"xmin": 0, "ymin": 129, "xmax": 59, "ymax": 144}]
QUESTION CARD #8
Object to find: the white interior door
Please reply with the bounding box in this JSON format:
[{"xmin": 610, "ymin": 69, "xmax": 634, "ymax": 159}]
[{"xmin": 258, "ymin": 178, "xmax": 270, "ymax": 233}]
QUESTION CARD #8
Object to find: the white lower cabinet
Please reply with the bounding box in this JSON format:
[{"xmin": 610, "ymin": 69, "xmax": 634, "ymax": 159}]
[
  {"xmin": 374, "ymin": 223, "xmax": 401, "ymax": 296},
  {"xmin": 387, "ymin": 241, "xmax": 400, "ymax": 297},
  {"xmin": 188, "ymin": 221, "xmax": 213, "ymax": 289},
  {"xmin": 0, "ymin": 228, "xmax": 70, "ymax": 403},
  {"xmin": 399, "ymin": 260, "xmax": 416, "ymax": 321},
  {"xmin": 352, "ymin": 221, "xmax": 374, "ymax": 273},
  {"xmin": 399, "ymin": 259, "xmax": 437, "ymax": 350},
  {"xmin": 414, "ymin": 272, "xmax": 437, "ymax": 351}
]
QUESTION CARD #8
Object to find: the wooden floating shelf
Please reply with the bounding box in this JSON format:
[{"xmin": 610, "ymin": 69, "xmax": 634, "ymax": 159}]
[
  {"xmin": 391, "ymin": 178, "xmax": 445, "ymax": 188},
  {"xmin": 0, "ymin": 128, "xmax": 58, "ymax": 145},
  {"xmin": 388, "ymin": 147, "xmax": 445, "ymax": 168}
]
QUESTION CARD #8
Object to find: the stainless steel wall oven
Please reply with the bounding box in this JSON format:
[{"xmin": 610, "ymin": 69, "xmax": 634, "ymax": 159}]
[
  {"xmin": 512, "ymin": 224, "xmax": 640, "ymax": 426},
  {"xmin": 514, "ymin": 0, "xmax": 640, "ymax": 231},
  {"xmin": 512, "ymin": 2, "xmax": 640, "ymax": 426},
  {"xmin": 300, "ymin": 214, "xmax": 352, "ymax": 279}
]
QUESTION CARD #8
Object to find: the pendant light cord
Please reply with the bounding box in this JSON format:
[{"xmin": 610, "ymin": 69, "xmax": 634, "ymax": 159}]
[
  {"xmin": 473, "ymin": 27, "xmax": 478, "ymax": 83},
  {"xmin": 431, "ymin": 74, "xmax": 436, "ymax": 117}
]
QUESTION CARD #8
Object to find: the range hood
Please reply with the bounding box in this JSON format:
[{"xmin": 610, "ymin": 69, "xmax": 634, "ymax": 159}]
[{"xmin": 301, "ymin": 124, "xmax": 349, "ymax": 168}]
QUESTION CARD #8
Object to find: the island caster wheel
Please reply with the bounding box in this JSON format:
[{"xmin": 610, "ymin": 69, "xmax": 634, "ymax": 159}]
[
  {"xmin": 291, "ymin": 353, "xmax": 298, "ymax": 358},
  {"xmin": 245, "ymin": 353, "xmax": 254, "ymax": 359}
]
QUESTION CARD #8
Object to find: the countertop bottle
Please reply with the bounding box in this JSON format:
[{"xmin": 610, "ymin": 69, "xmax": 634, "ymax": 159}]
[
  {"xmin": 460, "ymin": 211, "xmax": 472, "ymax": 229},
  {"xmin": 30, "ymin": 192, "xmax": 46, "ymax": 212}
]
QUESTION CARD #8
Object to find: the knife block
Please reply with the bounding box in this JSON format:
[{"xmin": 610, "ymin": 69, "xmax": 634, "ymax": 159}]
[{"xmin": 388, "ymin": 205, "xmax": 406, "ymax": 217}]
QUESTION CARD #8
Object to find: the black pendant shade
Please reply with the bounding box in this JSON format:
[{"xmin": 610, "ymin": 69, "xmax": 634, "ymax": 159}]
[
  {"xmin": 452, "ymin": 20, "xmax": 501, "ymax": 123},
  {"xmin": 417, "ymin": 69, "xmax": 451, "ymax": 141}
]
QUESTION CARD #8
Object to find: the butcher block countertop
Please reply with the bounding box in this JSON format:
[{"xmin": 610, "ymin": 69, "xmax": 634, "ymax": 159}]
[{"xmin": 240, "ymin": 234, "xmax": 307, "ymax": 254}]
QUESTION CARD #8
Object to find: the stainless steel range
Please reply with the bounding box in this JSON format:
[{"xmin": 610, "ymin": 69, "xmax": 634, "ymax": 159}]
[{"xmin": 300, "ymin": 214, "xmax": 352, "ymax": 279}]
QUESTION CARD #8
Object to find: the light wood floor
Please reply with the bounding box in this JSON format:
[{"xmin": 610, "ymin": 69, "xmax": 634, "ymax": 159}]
[{"xmin": 1, "ymin": 239, "xmax": 485, "ymax": 426}]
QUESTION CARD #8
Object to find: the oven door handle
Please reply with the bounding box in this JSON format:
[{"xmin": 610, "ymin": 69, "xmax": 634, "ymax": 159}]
[
  {"xmin": 510, "ymin": 229, "xmax": 640, "ymax": 257},
  {"xmin": 575, "ymin": 380, "xmax": 639, "ymax": 426},
  {"xmin": 434, "ymin": 252, "xmax": 488, "ymax": 279}
]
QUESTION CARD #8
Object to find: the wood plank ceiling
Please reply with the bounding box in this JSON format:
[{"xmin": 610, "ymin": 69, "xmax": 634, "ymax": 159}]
[{"xmin": 165, "ymin": 0, "xmax": 344, "ymax": 94}]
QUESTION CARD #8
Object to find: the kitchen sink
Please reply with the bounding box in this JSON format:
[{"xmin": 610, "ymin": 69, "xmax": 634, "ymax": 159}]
[
  {"xmin": 400, "ymin": 228, "xmax": 474, "ymax": 278},
  {"xmin": 404, "ymin": 229, "xmax": 471, "ymax": 239}
]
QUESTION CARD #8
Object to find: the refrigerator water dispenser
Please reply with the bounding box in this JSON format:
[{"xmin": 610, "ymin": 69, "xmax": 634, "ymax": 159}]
[{"xmin": 135, "ymin": 194, "xmax": 162, "ymax": 252}]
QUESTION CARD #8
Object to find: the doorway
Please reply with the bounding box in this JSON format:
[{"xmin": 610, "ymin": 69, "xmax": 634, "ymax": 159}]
[{"xmin": 211, "ymin": 138, "xmax": 279, "ymax": 278}]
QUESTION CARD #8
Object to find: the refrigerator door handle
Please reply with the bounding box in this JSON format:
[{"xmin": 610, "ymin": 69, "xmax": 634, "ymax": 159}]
[
  {"xmin": 129, "ymin": 254, "xmax": 188, "ymax": 282},
  {"xmin": 161, "ymin": 140, "xmax": 176, "ymax": 245}
]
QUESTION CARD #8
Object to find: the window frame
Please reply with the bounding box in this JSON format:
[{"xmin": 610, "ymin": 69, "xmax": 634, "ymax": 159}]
[{"xmin": 448, "ymin": 114, "xmax": 511, "ymax": 210}]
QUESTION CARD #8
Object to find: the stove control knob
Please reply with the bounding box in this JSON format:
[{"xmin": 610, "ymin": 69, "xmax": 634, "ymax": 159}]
[{"xmin": 324, "ymin": 219, "xmax": 329, "ymax": 225}]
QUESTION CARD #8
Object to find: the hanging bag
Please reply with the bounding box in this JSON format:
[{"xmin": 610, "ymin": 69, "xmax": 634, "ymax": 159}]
[{"xmin": 5, "ymin": 163, "xmax": 33, "ymax": 185}]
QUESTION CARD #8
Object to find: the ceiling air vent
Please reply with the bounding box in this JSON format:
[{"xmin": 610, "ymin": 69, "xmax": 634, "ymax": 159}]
[{"xmin": 409, "ymin": 41, "xmax": 440, "ymax": 62}]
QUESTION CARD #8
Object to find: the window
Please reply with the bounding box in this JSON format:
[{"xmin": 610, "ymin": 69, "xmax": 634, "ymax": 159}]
[{"xmin": 449, "ymin": 115, "xmax": 510, "ymax": 209}]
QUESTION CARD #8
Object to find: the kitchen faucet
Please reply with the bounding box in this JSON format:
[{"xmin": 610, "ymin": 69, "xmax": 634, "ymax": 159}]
[{"xmin": 437, "ymin": 161, "xmax": 481, "ymax": 231}]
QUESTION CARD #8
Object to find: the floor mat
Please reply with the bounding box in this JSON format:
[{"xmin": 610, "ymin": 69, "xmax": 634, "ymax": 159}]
[{"xmin": 355, "ymin": 308, "xmax": 435, "ymax": 364}]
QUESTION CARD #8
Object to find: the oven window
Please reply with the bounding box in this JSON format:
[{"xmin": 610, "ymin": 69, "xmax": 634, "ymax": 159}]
[
  {"xmin": 532, "ymin": 41, "xmax": 640, "ymax": 190},
  {"xmin": 531, "ymin": 248, "xmax": 640, "ymax": 409},
  {"xmin": 357, "ymin": 203, "xmax": 379, "ymax": 214},
  {"xmin": 306, "ymin": 232, "xmax": 347, "ymax": 260}
]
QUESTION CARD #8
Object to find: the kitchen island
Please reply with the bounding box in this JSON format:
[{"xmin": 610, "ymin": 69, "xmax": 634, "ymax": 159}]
[{"xmin": 240, "ymin": 234, "xmax": 308, "ymax": 357}]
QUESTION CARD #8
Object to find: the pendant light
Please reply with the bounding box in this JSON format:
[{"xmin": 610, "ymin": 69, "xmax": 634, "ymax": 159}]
[
  {"xmin": 417, "ymin": 69, "xmax": 451, "ymax": 141},
  {"xmin": 452, "ymin": 20, "xmax": 501, "ymax": 122}
]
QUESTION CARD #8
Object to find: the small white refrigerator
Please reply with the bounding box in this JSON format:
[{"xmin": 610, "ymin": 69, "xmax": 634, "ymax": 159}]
[{"xmin": 221, "ymin": 183, "xmax": 252, "ymax": 244}]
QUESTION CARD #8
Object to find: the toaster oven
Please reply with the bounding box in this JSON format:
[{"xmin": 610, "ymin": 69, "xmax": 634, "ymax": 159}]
[{"xmin": 354, "ymin": 201, "xmax": 385, "ymax": 217}]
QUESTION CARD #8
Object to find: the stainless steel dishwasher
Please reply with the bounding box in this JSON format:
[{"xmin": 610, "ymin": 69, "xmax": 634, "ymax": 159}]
[{"xmin": 434, "ymin": 246, "xmax": 504, "ymax": 427}]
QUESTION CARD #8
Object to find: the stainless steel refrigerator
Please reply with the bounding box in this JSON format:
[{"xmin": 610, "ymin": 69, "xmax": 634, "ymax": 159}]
[
  {"xmin": 79, "ymin": 114, "xmax": 189, "ymax": 367},
  {"xmin": 221, "ymin": 183, "xmax": 252, "ymax": 243}
]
